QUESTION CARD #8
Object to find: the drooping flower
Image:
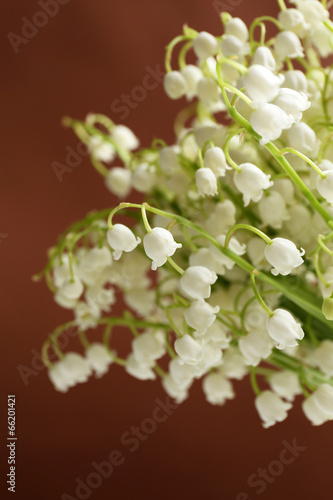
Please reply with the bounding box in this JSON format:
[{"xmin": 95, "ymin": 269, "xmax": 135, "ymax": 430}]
[
  {"xmin": 184, "ymin": 299, "xmax": 220, "ymax": 336},
  {"xmin": 85, "ymin": 343, "xmax": 113, "ymax": 378},
  {"xmin": 195, "ymin": 168, "xmax": 218, "ymax": 197},
  {"xmin": 143, "ymin": 227, "xmax": 182, "ymax": 270},
  {"xmin": 107, "ymin": 224, "xmax": 141, "ymax": 260},
  {"xmin": 203, "ymin": 147, "xmax": 230, "ymax": 178},
  {"xmin": 193, "ymin": 31, "xmax": 218, "ymax": 59},
  {"xmin": 316, "ymin": 171, "xmax": 333, "ymax": 204},
  {"xmin": 234, "ymin": 162, "xmax": 273, "ymax": 206},
  {"xmin": 255, "ymin": 390, "xmax": 292, "ymax": 428},
  {"xmin": 250, "ymin": 103, "xmax": 294, "ymax": 145},
  {"xmin": 264, "ymin": 237, "xmax": 305, "ymax": 276},
  {"xmin": 274, "ymin": 30, "xmax": 304, "ymax": 59},
  {"xmin": 243, "ymin": 65, "xmax": 284, "ymax": 104},
  {"xmin": 180, "ymin": 265, "xmax": 217, "ymax": 300},
  {"xmin": 105, "ymin": 167, "xmax": 132, "ymax": 198},
  {"xmin": 266, "ymin": 309, "xmax": 304, "ymax": 349},
  {"xmin": 202, "ymin": 373, "xmax": 234, "ymax": 405},
  {"xmin": 174, "ymin": 334, "xmax": 204, "ymax": 365},
  {"xmin": 163, "ymin": 71, "xmax": 187, "ymax": 99}
]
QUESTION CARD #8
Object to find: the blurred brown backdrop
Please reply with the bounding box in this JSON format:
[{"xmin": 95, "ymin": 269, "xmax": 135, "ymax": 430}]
[{"xmin": 2, "ymin": 1, "xmax": 331, "ymax": 499}]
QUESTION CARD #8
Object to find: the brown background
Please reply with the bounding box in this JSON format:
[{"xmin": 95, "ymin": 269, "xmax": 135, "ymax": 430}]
[{"xmin": 2, "ymin": 1, "xmax": 332, "ymax": 499}]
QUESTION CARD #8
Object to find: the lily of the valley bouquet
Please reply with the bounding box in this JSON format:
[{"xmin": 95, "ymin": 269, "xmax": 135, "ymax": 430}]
[{"xmin": 36, "ymin": 0, "xmax": 333, "ymax": 428}]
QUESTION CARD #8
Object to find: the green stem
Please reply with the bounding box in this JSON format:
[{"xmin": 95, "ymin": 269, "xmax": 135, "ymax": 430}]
[
  {"xmin": 250, "ymin": 272, "xmax": 274, "ymax": 317},
  {"xmin": 279, "ymin": 148, "xmax": 326, "ymax": 178},
  {"xmin": 225, "ymin": 223, "xmax": 272, "ymax": 248}
]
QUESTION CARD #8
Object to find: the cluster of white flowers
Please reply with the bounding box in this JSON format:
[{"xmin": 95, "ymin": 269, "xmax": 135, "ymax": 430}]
[{"xmin": 38, "ymin": 0, "xmax": 333, "ymax": 429}]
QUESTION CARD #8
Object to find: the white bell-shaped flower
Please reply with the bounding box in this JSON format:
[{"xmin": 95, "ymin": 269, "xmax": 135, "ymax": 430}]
[
  {"xmin": 209, "ymin": 234, "xmax": 246, "ymax": 274},
  {"xmin": 225, "ymin": 17, "xmax": 249, "ymax": 42},
  {"xmin": 74, "ymin": 301, "xmax": 100, "ymax": 331},
  {"xmin": 107, "ymin": 224, "xmax": 141, "ymax": 260},
  {"xmin": 273, "ymin": 88, "xmax": 310, "ymax": 122},
  {"xmin": 181, "ymin": 65, "xmax": 202, "ymax": 99},
  {"xmin": 193, "ymin": 31, "xmax": 218, "ymax": 59},
  {"xmin": 184, "ymin": 299, "xmax": 220, "ymax": 336},
  {"xmin": 80, "ymin": 247, "xmax": 112, "ymax": 273},
  {"xmin": 180, "ymin": 265, "xmax": 217, "ymax": 300},
  {"xmin": 312, "ymin": 22, "xmax": 333, "ymax": 58},
  {"xmin": 189, "ymin": 247, "xmax": 226, "ymax": 275},
  {"xmin": 238, "ymin": 329, "xmax": 274, "ymax": 366},
  {"xmin": 132, "ymin": 332, "xmax": 165, "ymax": 366},
  {"xmin": 250, "ymin": 103, "xmax": 294, "ymax": 145},
  {"xmin": 253, "ymin": 46, "xmax": 276, "ymax": 71},
  {"xmin": 204, "ymin": 322, "xmax": 230, "ymax": 348},
  {"xmin": 275, "ymin": 30, "xmax": 304, "ymax": 59},
  {"xmin": 295, "ymin": 0, "xmax": 329, "ymax": 28},
  {"xmin": 174, "ymin": 334, "xmax": 204, "ymax": 365},
  {"xmin": 243, "ymin": 65, "xmax": 284, "ymax": 104},
  {"xmin": 48, "ymin": 361, "xmax": 72, "ymax": 392},
  {"xmin": 105, "ymin": 167, "xmax": 131, "ymax": 198},
  {"xmin": 278, "ymin": 9, "xmax": 309, "ymax": 37},
  {"xmin": 195, "ymin": 168, "xmax": 218, "ymax": 197},
  {"xmin": 284, "ymin": 70, "xmax": 308, "ymax": 94},
  {"xmin": 204, "ymin": 200, "xmax": 236, "ymax": 236},
  {"xmin": 53, "ymin": 254, "xmax": 77, "ymax": 288},
  {"xmin": 169, "ymin": 358, "xmax": 196, "ymax": 389},
  {"xmin": 59, "ymin": 278, "xmax": 84, "ymax": 300},
  {"xmin": 203, "ymin": 147, "xmax": 230, "ymax": 178},
  {"xmin": 159, "ymin": 146, "xmax": 180, "ymax": 174},
  {"xmin": 202, "ymin": 373, "xmax": 234, "ymax": 405},
  {"xmin": 266, "ymin": 309, "xmax": 304, "ymax": 349},
  {"xmin": 302, "ymin": 394, "xmax": 332, "ymax": 426},
  {"xmin": 143, "ymin": 227, "xmax": 182, "ymax": 270},
  {"xmin": 85, "ymin": 343, "xmax": 113, "ymax": 378},
  {"xmin": 162, "ymin": 374, "xmax": 189, "ymax": 403},
  {"xmin": 312, "ymin": 340, "xmax": 333, "ymax": 377},
  {"xmin": 316, "ymin": 171, "xmax": 333, "ymax": 203},
  {"xmin": 112, "ymin": 125, "xmax": 139, "ymax": 151},
  {"xmin": 268, "ymin": 371, "xmax": 302, "ymax": 402},
  {"xmin": 234, "ymin": 162, "xmax": 273, "ymax": 206},
  {"xmin": 125, "ymin": 353, "xmax": 156, "ymax": 380},
  {"xmin": 287, "ymin": 122, "xmax": 318, "ymax": 155},
  {"xmin": 131, "ymin": 163, "xmax": 156, "ymax": 193},
  {"xmin": 255, "ymin": 390, "xmax": 292, "ymax": 428},
  {"xmin": 194, "ymin": 343, "xmax": 223, "ymax": 377},
  {"xmin": 264, "ymin": 237, "xmax": 304, "ymax": 276},
  {"xmin": 219, "ymin": 346, "xmax": 248, "ymax": 380},
  {"xmin": 163, "ymin": 71, "xmax": 187, "ymax": 99},
  {"xmin": 311, "ymin": 384, "xmax": 333, "ymax": 418},
  {"xmin": 258, "ymin": 191, "xmax": 290, "ymax": 229},
  {"xmin": 220, "ymin": 35, "xmax": 249, "ymax": 57},
  {"xmin": 54, "ymin": 291, "xmax": 78, "ymax": 310},
  {"xmin": 63, "ymin": 352, "xmax": 92, "ymax": 384},
  {"xmin": 86, "ymin": 286, "xmax": 115, "ymax": 313}
]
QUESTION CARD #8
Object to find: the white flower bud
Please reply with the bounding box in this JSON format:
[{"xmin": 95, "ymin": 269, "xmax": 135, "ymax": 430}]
[
  {"xmin": 302, "ymin": 394, "xmax": 332, "ymax": 426},
  {"xmin": 85, "ymin": 343, "xmax": 113, "ymax": 378},
  {"xmin": 203, "ymin": 147, "xmax": 230, "ymax": 177},
  {"xmin": 255, "ymin": 390, "xmax": 292, "ymax": 428},
  {"xmin": 48, "ymin": 361, "xmax": 71, "ymax": 392},
  {"xmin": 180, "ymin": 265, "xmax": 217, "ymax": 300},
  {"xmin": 202, "ymin": 373, "xmax": 234, "ymax": 405},
  {"xmin": 266, "ymin": 309, "xmax": 304, "ymax": 349},
  {"xmin": 234, "ymin": 162, "xmax": 273, "ymax": 206},
  {"xmin": 181, "ymin": 65, "xmax": 202, "ymax": 98},
  {"xmin": 59, "ymin": 278, "xmax": 84, "ymax": 300},
  {"xmin": 184, "ymin": 299, "xmax": 220, "ymax": 336},
  {"xmin": 112, "ymin": 125, "xmax": 139, "ymax": 151},
  {"xmin": 107, "ymin": 224, "xmax": 141, "ymax": 260},
  {"xmin": 258, "ymin": 191, "xmax": 290, "ymax": 229},
  {"xmin": 193, "ymin": 31, "xmax": 218, "ymax": 59},
  {"xmin": 312, "ymin": 340, "xmax": 333, "ymax": 377},
  {"xmin": 204, "ymin": 200, "xmax": 236, "ymax": 236},
  {"xmin": 143, "ymin": 227, "xmax": 182, "ymax": 270},
  {"xmin": 273, "ymin": 88, "xmax": 310, "ymax": 122},
  {"xmin": 125, "ymin": 353, "xmax": 156, "ymax": 380},
  {"xmin": 162, "ymin": 374, "xmax": 189, "ymax": 403},
  {"xmin": 278, "ymin": 9, "xmax": 309, "ymax": 37},
  {"xmin": 225, "ymin": 17, "xmax": 249, "ymax": 42},
  {"xmin": 74, "ymin": 301, "xmax": 100, "ymax": 330},
  {"xmin": 131, "ymin": 163, "xmax": 156, "ymax": 193},
  {"xmin": 253, "ymin": 46, "xmax": 276, "ymax": 71},
  {"xmin": 268, "ymin": 371, "xmax": 302, "ymax": 401},
  {"xmin": 219, "ymin": 346, "xmax": 247, "ymax": 380},
  {"xmin": 250, "ymin": 103, "xmax": 294, "ymax": 145},
  {"xmin": 88, "ymin": 136, "xmax": 115, "ymax": 163},
  {"xmin": 287, "ymin": 122, "xmax": 319, "ymax": 155},
  {"xmin": 220, "ymin": 35, "xmax": 249, "ymax": 57},
  {"xmin": 264, "ymin": 237, "xmax": 305, "ymax": 276},
  {"xmin": 63, "ymin": 352, "xmax": 92, "ymax": 384},
  {"xmin": 316, "ymin": 170, "xmax": 333, "ymax": 203},
  {"xmin": 195, "ymin": 168, "xmax": 218, "ymax": 197},
  {"xmin": 243, "ymin": 65, "xmax": 284, "ymax": 104},
  {"xmin": 159, "ymin": 146, "xmax": 180, "ymax": 174},
  {"xmin": 163, "ymin": 71, "xmax": 187, "ymax": 99},
  {"xmin": 174, "ymin": 334, "xmax": 204, "ymax": 365},
  {"xmin": 238, "ymin": 329, "xmax": 274, "ymax": 366},
  {"xmin": 169, "ymin": 358, "xmax": 196, "ymax": 389},
  {"xmin": 275, "ymin": 30, "xmax": 304, "ymax": 59},
  {"xmin": 105, "ymin": 167, "xmax": 131, "ymax": 198}
]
